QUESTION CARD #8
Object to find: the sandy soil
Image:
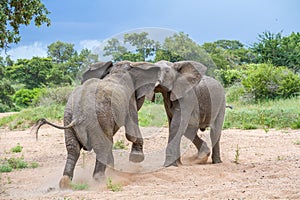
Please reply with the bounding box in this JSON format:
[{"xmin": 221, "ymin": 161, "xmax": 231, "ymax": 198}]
[{"xmin": 0, "ymin": 113, "xmax": 299, "ymax": 199}]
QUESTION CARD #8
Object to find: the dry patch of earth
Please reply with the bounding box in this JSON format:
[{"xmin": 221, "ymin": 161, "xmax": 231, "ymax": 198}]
[{"xmin": 0, "ymin": 113, "xmax": 299, "ymax": 199}]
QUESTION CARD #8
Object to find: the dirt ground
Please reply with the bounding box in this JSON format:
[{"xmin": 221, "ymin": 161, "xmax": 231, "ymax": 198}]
[{"xmin": 0, "ymin": 113, "xmax": 299, "ymax": 199}]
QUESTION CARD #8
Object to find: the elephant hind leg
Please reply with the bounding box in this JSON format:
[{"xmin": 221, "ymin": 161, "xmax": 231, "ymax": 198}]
[
  {"xmin": 210, "ymin": 111, "xmax": 225, "ymax": 164},
  {"xmin": 92, "ymin": 134, "xmax": 114, "ymax": 181},
  {"xmin": 60, "ymin": 128, "xmax": 82, "ymax": 189},
  {"xmin": 184, "ymin": 125, "xmax": 210, "ymax": 164}
]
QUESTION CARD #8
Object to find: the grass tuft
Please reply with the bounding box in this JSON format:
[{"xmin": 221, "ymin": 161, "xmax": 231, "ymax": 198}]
[
  {"xmin": 106, "ymin": 177, "xmax": 122, "ymax": 192},
  {"xmin": 11, "ymin": 143, "xmax": 23, "ymax": 153},
  {"xmin": 70, "ymin": 182, "xmax": 89, "ymax": 190}
]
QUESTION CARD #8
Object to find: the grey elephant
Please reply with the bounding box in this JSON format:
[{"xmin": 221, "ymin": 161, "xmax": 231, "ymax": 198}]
[
  {"xmin": 154, "ymin": 60, "xmax": 226, "ymax": 167},
  {"xmin": 34, "ymin": 61, "xmax": 161, "ymax": 189},
  {"xmin": 81, "ymin": 61, "xmax": 113, "ymax": 84}
]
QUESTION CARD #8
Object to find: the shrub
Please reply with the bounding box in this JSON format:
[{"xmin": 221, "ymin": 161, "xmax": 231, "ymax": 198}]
[
  {"xmin": 216, "ymin": 68, "xmax": 242, "ymax": 87},
  {"xmin": 106, "ymin": 177, "xmax": 122, "ymax": 192},
  {"xmin": 12, "ymin": 88, "xmax": 41, "ymax": 107},
  {"xmin": 7, "ymin": 157, "xmax": 28, "ymax": 169},
  {"xmin": 11, "ymin": 143, "xmax": 23, "ymax": 153},
  {"xmin": 241, "ymin": 63, "xmax": 300, "ymax": 100},
  {"xmin": 0, "ymin": 163, "xmax": 12, "ymax": 172},
  {"xmin": 225, "ymin": 83, "xmax": 246, "ymax": 103},
  {"xmin": 33, "ymin": 86, "xmax": 74, "ymax": 106}
]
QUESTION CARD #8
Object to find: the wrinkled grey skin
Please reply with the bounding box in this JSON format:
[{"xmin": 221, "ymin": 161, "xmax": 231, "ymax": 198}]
[
  {"xmin": 81, "ymin": 61, "xmax": 113, "ymax": 84},
  {"xmin": 154, "ymin": 60, "xmax": 226, "ymax": 167},
  {"xmin": 34, "ymin": 61, "xmax": 161, "ymax": 189}
]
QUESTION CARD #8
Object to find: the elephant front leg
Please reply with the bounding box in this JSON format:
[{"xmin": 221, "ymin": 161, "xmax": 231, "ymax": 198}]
[
  {"xmin": 93, "ymin": 159, "xmax": 107, "ymax": 181},
  {"xmin": 164, "ymin": 108, "xmax": 190, "ymax": 167},
  {"xmin": 128, "ymin": 136, "xmax": 144, "ymax": 163},
  {"xmin": 60, "ymin": 129, "xmax": 81, "ymax": 189},
  {"xmin": 125, "ymin": 101, "xmax": 145, "ymax": 163}
]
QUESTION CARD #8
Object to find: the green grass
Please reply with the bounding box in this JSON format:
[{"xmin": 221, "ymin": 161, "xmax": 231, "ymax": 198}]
[
  {"xmin": 106, "ymin": 177, "xmax": 122, "ymax": 192},
  {"xmin": 11, "ymin": 143, "xmax": 23, "ymax": 153},
  {"xmin": 224, "ymin": 97, "xmax": 300, "ymax": 129},
  {"xmin": 70, "ymin": 182, "xmax": 89, "ymax": 190},
  {"xmin": 113, "ymin": 140, "xmax": 127, "ymax": 150},
  {"xmin": 0, "ymin": 104, "xmax": 65, "ymax": 130},
  {"xmin": 0, "ymin": 157, "xmax": 39, "ymax": 172},
  {"xmin": 138, "ymin": 102, "xmax": 168, "ymax": 127},
  {"xmin": 0, "ymin": 98, "xmax": 298, "ymax": 130}
]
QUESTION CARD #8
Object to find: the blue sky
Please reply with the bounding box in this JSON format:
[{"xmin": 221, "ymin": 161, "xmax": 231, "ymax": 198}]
[{"xmin": 2, "ymin": 0, "xmax": 300, "ymax": 60}]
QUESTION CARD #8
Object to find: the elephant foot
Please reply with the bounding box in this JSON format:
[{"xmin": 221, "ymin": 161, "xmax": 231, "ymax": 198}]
[
  {"xmin": 164, "ymin": 158, "xmax": 182, "ymax": 167},
  {"xmin": 59, "ymin": 175, "xmax": 72, "ymax": 190},
  {"xmin": 197, "ymin": 151, "xmax": 211, "ymax": 164},
  {"xmin": 93, "ymin": 172, "xmax": 105, "ymax": 181},
  {"xmin": 212, "ymin": 158, "xmax": 222, "ymax": 164},
  {"xmin": 129, "ymin": 150, "xmax": 145, "ymax": 163}
]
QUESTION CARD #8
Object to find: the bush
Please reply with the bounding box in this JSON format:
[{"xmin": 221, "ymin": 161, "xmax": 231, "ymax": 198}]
[
  {"xmin": 216, "ymin": 68, "xmax": 242, "ymax": 87},
  {"xmin": 12, "ymin": 88, "xmax": 41, "ymax": 108},
  {"xmin": 225, "ymin": 83, "xmax": 246, "ymax": 103},
  {"xmin": 11, "ymin": 143, "xmax": 23, "ymax": 153},
  {"xmin": 241, "ymin": 63, "xmax": 300, "ymax": 100},
  {"xmin": 33, "ymin": 86, "xmax": 74, "ymax": 106}
]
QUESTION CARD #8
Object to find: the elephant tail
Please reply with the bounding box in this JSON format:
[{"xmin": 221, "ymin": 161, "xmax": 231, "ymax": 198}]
[{"xmin": 32, "ymin": 118, "xmax": 76, "ymax": 141}]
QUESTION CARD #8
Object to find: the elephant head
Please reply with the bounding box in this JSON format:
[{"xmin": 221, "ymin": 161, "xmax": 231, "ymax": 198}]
[
  {"xmin": 111, "ymin": 61, "xmax": 161, "ymax": 109},
  {"xmin": 155, "ymin": 60, "xmax": 207, "ymax": 101},
  {"xmin": 81, "ymin": 61, "xmax": 113, "ymax": 84}
]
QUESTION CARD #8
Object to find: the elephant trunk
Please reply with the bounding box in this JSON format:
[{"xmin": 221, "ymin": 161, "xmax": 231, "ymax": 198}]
[{"xmin": 32, "ymin": 118, "xmax": 76, "ymax": 141}]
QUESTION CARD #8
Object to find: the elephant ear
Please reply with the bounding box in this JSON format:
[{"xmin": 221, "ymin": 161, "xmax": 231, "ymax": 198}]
[
  {"xmin": 170, "ymin": 61, "xmax": 207, "ymax": 101},
  {"xmin": 129, "ymin": 62, "xmax": 161, "ymax": 100},
  {"xmin": 81, "ymin": 61, "xmax": 113, "ymax": 84}
]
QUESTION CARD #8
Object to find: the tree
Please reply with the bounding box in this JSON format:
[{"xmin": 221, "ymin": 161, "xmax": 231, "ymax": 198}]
[
  {"xmin": 154, "ymin": 49, "xmax": 183, "ymax": 62},
  {"xmin": 103, "ymin": 38, "xmax": 127, "ymax": 62},
  {"xmin": 252, "ymin": 31, "xmax": 300, "ymax": 73},
  {"xmin": 280, "ymin": 32, "xmax": 300, "ymax": 73},
  {"xmin": 0, "ymin": 0, "xmax": 51, "ymax": 49},
  {"xmin": 47, "ymin": 41, "xmax": 99, "ymax": 84},
  {"xmin": 124, "ymin": 32, "xmax": 160, "ymax": 61},
  {"xmin": 6, "ymin": 57, "xmax": 53, "ymax": 89},
  {"xmin": 47, "ymin": 41, "xmax": 76, "ymax": 63},
  {"xmin": 103, "ymin": 32, "xmax": 160, "ymax": 62},
  {"xmin": 202, "ymin": 40, "xmax": 254, "ymax": 70},
  {"xmin": 162, "ymin": 32, "xmax": 216, "ymax": 76},
  {"xmin": 252, "ymin": 31, "xmax": 283, "ymax": 66},
  {"xmin": 0, "ymin": 56, "xmax": 15, "ymax": 111}
]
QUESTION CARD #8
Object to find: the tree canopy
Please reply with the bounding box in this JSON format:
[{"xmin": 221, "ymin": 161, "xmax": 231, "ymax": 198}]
[
  {"xmin": 0, "ymin": 0, "xmax": 51, "ymax": 49},
  {"xmin": 1, "ymin": 30, "xmax": 300, "ymax": 111}
]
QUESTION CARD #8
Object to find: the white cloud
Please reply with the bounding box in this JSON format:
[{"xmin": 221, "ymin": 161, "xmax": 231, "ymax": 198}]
[
  {"xmin": 79, "ymin": 40, "xmax": 102, "ymax": 51},
  {"xmin": 1, "ymin": 42, "xmax": 47, "ymax": 60}
]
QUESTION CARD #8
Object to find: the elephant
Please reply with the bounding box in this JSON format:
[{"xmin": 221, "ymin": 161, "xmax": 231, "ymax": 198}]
[
  {"xmin": 81, "ymin": 61, "xmax": 113, "ymax": 84},
  {"xmin": 33, "ymin": 61, "xmax": 161, "ymax": 189},
  {"xmin": 153, "ymin": 60, "xmax": 226, "ymax": 167}
]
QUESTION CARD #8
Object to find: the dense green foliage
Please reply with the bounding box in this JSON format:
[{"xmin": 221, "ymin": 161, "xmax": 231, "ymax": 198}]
[
  {"xmin": 242, "ymin": 64, "xmax": 300, "ymax": 100},
  {"xmin": 0, "ymin": 0, "xmax": 51, "ymax": 49},
  {"xmin": 252, "ymin": 31, "xmax": 300, "ymax": 73},
  {"xmin": 0, "ymin": 29, "xmax": 299, "ymax": 130}
]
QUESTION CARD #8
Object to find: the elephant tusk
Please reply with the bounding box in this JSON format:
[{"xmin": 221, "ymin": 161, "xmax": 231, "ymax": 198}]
[{"xmin": 155, "ymin": 80, "xmax": 161, "ymax": 87}]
